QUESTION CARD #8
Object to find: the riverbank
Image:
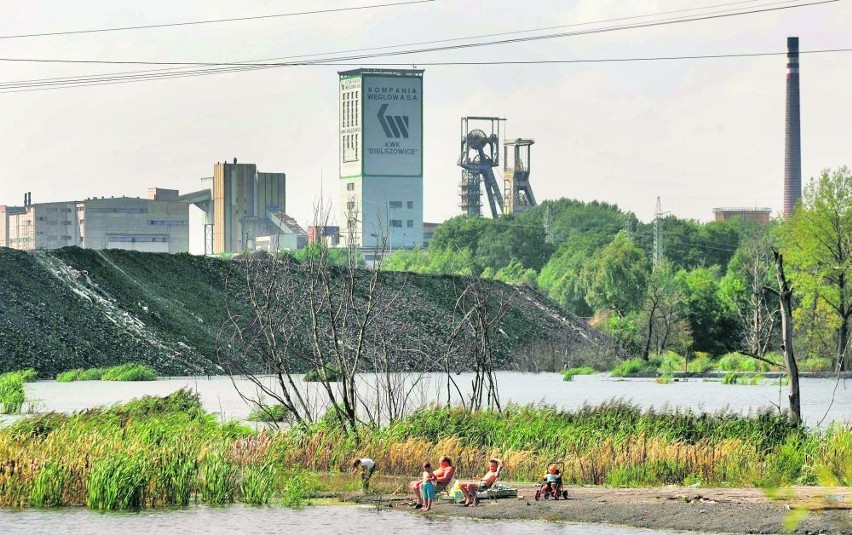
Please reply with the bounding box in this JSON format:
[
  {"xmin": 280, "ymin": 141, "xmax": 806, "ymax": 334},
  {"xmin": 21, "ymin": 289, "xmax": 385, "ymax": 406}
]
[{"xmin": 355, "ymin": 485, "xmax": 851, "ymax": 534}]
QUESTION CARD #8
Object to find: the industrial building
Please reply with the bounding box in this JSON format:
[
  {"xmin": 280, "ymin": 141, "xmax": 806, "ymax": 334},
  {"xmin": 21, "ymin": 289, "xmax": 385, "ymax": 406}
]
[
  {"xmin": 338, "ymin": 68, "xmax": 424, "ymax": 254},
  {"xmin": 458, "ymin": 117, "xmax": 538, "ymax": 218},
  {"xmin": 0, "ymin": 188, "xmax": 189, "ymax": 253},
  {"xmin": 182, "ymin": 160, "xmax": 305, "ymax": 254},
  {"xmin": 712, "ymin": 207, "xmax": 772, "ymax": 224}
]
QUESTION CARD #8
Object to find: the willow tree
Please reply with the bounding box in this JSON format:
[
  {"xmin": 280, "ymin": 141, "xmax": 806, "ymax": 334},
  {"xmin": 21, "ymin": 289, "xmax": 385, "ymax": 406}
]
[{"xmin": 783, "ymin": 166, "xmax": 852, "ymax": 371}]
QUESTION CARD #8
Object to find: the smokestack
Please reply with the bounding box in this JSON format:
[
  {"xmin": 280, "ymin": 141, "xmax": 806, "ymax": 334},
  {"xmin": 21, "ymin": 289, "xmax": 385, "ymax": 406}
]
[{"xmin": 783, "ymin": 36, "xmax": 801, "ymax": 217}]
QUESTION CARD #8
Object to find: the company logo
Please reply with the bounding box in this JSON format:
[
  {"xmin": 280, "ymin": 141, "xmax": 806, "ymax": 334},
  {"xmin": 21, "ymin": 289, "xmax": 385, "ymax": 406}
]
[{"xmin": 377, "ymin": 104, "xmax": 409, "ymax": 139}]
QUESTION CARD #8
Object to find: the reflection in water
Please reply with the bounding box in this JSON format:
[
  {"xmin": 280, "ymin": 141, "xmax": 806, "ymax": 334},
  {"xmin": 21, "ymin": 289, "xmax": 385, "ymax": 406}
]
[
  {"xmin": 19, "ymin": 372, "xmax": 850, "ymax": 427},
  {"xmin": 0, "ymin": 504, "xmax": 692, "ymax": 535}
]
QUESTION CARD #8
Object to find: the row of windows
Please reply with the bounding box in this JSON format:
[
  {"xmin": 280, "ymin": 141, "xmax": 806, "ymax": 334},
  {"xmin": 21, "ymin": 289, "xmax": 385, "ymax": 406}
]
[
  {"xmin": 390, "ymin": 220, "xmax": 415, "ymax": 228},
  {"xmin": 343, "ymin": 133, "xmax": 359, "ymax": 162},
  {"xmin": 388, "ymin": 201, "xmax": 415, "ymax": 209},
  {"xmin": 150, "ymin": 220, "xmax": 187, "ymax": 226},
  {"xmin": 342, "ymin": 92, "xmax": 360, "ymax": 128},
  {"xmin": 86, "ymin": 207, "xmax": 148, "ymax": 214},
  {"xmin": 107, "ymin": 236, "xmax": 169, "ymax": 243}
]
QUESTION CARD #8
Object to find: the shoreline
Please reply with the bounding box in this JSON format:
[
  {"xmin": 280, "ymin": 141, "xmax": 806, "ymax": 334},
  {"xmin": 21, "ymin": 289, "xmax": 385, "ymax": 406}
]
[{"xmin": 348, "ymin": 485, "xmax": 851, "ymax": 534}]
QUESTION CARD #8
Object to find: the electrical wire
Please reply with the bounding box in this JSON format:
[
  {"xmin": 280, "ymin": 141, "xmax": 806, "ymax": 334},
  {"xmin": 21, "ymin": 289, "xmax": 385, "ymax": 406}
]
[
  {"xmin": 0, "ymin": 0, "xmax": 437, "ymax": 40},
  {"xmin": 0, "ymin": 0, "xmax": 839, "ymax": 94},
  {"xmin": 0, "ymin": 0, "xmax": 836, "ymax": 67}
]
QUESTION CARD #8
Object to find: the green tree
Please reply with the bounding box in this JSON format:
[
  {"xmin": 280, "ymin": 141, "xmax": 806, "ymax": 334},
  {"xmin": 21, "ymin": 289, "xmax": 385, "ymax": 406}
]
[
  {"xmin": 640, "ymin": 259, "xmax": 690, "ymax": 359},
  {"xmin": 783, "ymin": 166, "xmax": 852, "ymax": 370},
  {"xmin": 581, "ymin": 231, "xmax": 650, "ymax": 316},
  {"xmin": 677, "ymin": 266, "xmax": 738, "ymax": 355}
]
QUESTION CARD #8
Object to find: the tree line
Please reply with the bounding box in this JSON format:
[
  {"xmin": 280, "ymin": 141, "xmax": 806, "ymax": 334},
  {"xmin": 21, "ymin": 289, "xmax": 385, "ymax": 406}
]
[{"xmin": 386, "ymin": 166, "xmax": 852, "ymax": 374}]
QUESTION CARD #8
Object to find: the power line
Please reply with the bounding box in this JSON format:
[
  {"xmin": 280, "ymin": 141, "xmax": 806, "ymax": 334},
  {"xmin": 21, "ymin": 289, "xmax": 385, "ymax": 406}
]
[
  {"xmin": 0, "ymin": 0, "xmax": 437, "ymax": 40},
  {"xmin": 1, "ymin": 47, "xmax": 849, "ymax": 94},
  {"xmin": 0, "ymin": 0, "xmax": 840, "ymax": 94},
  {"xmin": 0, "ymin": 0, "xmax": 836, "ymax": 67}
]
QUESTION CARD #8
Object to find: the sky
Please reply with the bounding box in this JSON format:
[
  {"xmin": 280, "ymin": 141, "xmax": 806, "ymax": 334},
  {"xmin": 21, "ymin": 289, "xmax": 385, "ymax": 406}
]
[{"xmin": 1, "ymin": 0, "xmax": 850, "ymax": 253}]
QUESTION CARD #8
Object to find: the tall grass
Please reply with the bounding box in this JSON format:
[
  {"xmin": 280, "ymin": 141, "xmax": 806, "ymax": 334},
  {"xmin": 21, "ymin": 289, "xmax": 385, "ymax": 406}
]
[
  {"xmin": 562, "ymin": 367, "xmax": 595, "ymax": 381},
  {"xmin": 57, "ymin": 368, "xmax": 106, "ymax": 382},
  {"xmin": 0, "ymin": 390, "xmax": 848, "ymax": 511},
  {"xmin": 56, "ymin": 364, "xmax": 155, "ymax": 382},
  {"xmin": 0, "ymin": 369, "xmax": 37, "ymax": 414},
  {"xmin": 610, "ymin": 358, "xmax": 655, "ymax": 377}
]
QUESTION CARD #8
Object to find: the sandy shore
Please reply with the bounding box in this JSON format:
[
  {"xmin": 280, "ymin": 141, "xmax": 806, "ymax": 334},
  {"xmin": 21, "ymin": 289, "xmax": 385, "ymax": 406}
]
[{"xmin": 352, "ymin": 485, "xmax": 851, "ymax": 534}]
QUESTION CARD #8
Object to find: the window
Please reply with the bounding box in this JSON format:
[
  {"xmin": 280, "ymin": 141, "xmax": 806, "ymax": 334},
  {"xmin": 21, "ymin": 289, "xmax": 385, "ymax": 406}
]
[
  {"xmin": 407, "ymin": 220, "xmax": 414, "ymax": 228},
  {"xmin": 346, "ymin": 183, "xmax": 355, "ymax": 191},
  {"xmin": 150, "ymin": 220, "xmax": 187, "ymax": 226},
  {"xmin": 390, "ymin": 219, "xmax": 403, "ymax": 228},
  {"xmin": 347, "ymin": 201, "xmax": 356, "ymax": 210},
  {"xmin": 388, "ymin": 201, "xmax": 402, "ymax": 209},
  {"xmin": 407, "ymin": 201, "xmax": 414, "ymax": 209}
]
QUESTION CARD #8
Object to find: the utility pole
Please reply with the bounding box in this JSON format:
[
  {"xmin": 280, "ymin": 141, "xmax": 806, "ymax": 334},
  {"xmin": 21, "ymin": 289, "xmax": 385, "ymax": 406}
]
[
  {"xmin": 543, "ymin": 204, "xmax": 553, "ymax": 244},
  {"xmin": 653, "ymin": 196, "xmax": 664, "ymax": 270}
]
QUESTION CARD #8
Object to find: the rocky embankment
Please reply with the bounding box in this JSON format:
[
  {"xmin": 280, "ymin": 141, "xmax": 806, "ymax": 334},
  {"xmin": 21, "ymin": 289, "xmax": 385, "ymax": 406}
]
[{"xmin": 0, "ymin": 247, "xmax": 611, "ymax": 377}]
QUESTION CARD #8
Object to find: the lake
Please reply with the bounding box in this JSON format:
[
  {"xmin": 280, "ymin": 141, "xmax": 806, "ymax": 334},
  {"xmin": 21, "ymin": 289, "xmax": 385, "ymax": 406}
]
[
  {"xmin": 0, "ymin": 504, "xmax": 694, "ymax": 535},
  {"xmin": 15, "ymin": 372, "xmax": 851, "ymax": 427}
]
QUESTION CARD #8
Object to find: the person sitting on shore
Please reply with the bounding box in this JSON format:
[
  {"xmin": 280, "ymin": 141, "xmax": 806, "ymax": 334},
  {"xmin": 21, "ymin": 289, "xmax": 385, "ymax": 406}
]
[
  {"xmin": 409, "ymin": 456, "xmax": 455, "ymax": 508},
  {"xmin": 459, "ymin": 459, "xmax": 504, "ymax": 507}
]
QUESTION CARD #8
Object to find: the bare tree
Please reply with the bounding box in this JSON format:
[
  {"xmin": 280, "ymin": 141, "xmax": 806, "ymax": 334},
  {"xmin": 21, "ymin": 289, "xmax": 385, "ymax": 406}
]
[
  {"xmin": 766, "ymin": 248, "xmax": 801, "ymax": 424},
  {"xmin": 453, "ymin": 279, "xmax": 511, "ymax": 412}
]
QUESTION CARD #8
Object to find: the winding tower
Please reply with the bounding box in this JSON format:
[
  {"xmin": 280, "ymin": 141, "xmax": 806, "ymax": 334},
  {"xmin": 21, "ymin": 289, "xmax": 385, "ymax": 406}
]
[
  {"xmin": 503, "ymin": 138, "xmax": 537, "ymax": 215},
  {"xmin": 458, "ymin": 117, "xmax": 504, "ymax": 218}
]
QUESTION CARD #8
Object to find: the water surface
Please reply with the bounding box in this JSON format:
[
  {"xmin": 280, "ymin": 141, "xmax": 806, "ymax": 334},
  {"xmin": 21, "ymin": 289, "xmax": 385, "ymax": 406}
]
[
  {"xmin": 0, "ymin": 504, "xmax": 694, "ymax": 535},
  {"xmin": 16, "ymin": 372, "xmax": 851, "ymax": 427}
]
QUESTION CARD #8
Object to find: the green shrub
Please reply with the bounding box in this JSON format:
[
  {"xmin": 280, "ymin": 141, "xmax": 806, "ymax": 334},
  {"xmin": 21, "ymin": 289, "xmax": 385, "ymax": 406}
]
[
  {"xmin": 799, "ymin": 357, "xmax": 833, "ymax": 372},
  {"xmin": 79, "ymin": 368, "xmax": 106, "ymax": 380},
  {"xmin": 718, "ymin": 353, "xmax": 750, "ymax": 371},
  {"xmin": 281, "ymin": 469, "xmax": 318, "ymax": 507},
  {"xmin": 56, "ymin": 369, "xmax": 83, "ymax": 382},
  {"xmin": 722, "ymin": 371, "xmax": 741, "ymax": 385},
  {"xmin": 304, "ymin": 366, "xmax": 341, "ymax": 382},
  {"xmin": 248, "ymin": 404, "xmax": 293, "ymax": 423},
  {"xmin": 653, "ymin": 351, "xmax": 686, "ymax": 373},
  {"xmin": 562, "ymin": 367, "xmax": 596, "ymax": 381},
  {"xmin": 656, "ymin": 372, "xmax": 673, "ymax": 384},
  {"xmin": 688, "ymin": 355, "xmax": 715, "ymax": 373},
  {"xmin": 611, "ymin": 358, "xmax": 655, "ymax": 377},
  {"xmin": 102, "ymin": 364, "xmax": 157, "ymax": 381}
]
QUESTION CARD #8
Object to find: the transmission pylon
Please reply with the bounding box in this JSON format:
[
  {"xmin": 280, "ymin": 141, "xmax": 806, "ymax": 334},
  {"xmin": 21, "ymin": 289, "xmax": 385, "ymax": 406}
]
[{"xmin": 653, "ymin": 196, "xmax": 664, "ymax": 269}]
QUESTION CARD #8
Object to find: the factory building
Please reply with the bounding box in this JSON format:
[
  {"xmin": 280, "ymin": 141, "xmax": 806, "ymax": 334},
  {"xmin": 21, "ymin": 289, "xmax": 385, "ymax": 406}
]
[
  {"xmin": 0, "ymin": 188, "xmax": 189, "ymax": 253},
  {"xmin": 338, "ymin": 69, "xmax": 424, "ymax": 255},
  {"xmin": 182, "ymin": 160, "xmax": 305, "ymax": 254},
  {"xmin": 712, "ymin": 207, "xmax": 772, "ymax": 224}
]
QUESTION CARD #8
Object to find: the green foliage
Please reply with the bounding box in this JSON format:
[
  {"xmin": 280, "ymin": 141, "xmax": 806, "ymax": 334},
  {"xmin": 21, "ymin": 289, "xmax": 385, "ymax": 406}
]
[
  {"xmin": 689, "ymin": 355, "xmax": 715, "ymax": 373},
  {"xmin": 281, "ymin": 469, "xmax": 318, "ymax": 507},
  {"xmin": 656, "ymin": 372, "xmax": 674, "ymax": 384},
  {"xmin": 101, "ymin": 363, "xmax": 157, "ymax": 381},
  {"xmin": 799, "ymin": 357, "xmax": 833, "ymax": 372},
  {"xmin": 676, "ymin": 266, "xmax": 738, "ymax": 355},
  {"xmin": 0, "ymin": 369, "xmax": 35, "ymax": 414},
  {"xmin": 86, "ymin": 453, "xmax": 149, "ymax": 510},
  {"xmin": 201, "ymin": 450, "xmax": 236, "ymax": 504},
  {"xmin": 611, "ymin": 358, "xmax": 656, "ymax": 377},
  {"xmin": 653, "ymin": 351, "xmax": 686, "ymax": 373},
  {"xmin": 562, "ymin": 367, "xmax": 596, "ymax": 381},
  {"xmin": 783, "ymin": 166, "xmax": 852, "ymax": 371},
  {"xmin": 56, "ymin": 369, "xmax": 83, "ymax": 382},
  {"xmin": 582, "ymin": 231, "xmax": 649, "ymax": 316},
  {"xmin": 240, "ymin": 463, "xmax": 277, "ymax": 505},
  {"xmin": 248, "ymin": 404, "xmax": 293, "ymax": 423},
  {"xmin": 722, "ymin": 372, "xmax": 742, "ymax": 385},
  {"xmin": 29, "ymin": 463, "xmax": 68, "ymax": 507},
  {"xmin": 304, "ymin": 366, "xmax": 341, "ymax": 383}
]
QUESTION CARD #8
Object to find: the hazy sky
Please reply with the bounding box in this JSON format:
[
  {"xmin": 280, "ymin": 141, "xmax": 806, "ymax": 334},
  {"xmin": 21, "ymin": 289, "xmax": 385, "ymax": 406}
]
[{"xmin": 1, "ymin": 0, "xmax": 850, "ymax": 252}]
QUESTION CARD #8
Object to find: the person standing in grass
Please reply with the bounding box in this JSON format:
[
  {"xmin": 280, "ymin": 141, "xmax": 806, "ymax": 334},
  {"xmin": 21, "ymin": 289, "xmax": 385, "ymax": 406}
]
[
  {"xmin": 420, "ymin": 462, "xmax": 437, "ymax": 512},
  {"xmin": 352, "ymin": 457, "xmax": 376, "ymax": 492}
]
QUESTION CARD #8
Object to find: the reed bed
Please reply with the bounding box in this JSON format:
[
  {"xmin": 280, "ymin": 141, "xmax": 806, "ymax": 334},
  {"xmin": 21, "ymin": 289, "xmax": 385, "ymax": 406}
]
[
  {"xmin": 56, "ymin": 364, "xmax": 156, "ymax": 382},
  {"xmin": 0, "ymin": 390, "xmax": 848, "ymax": 510}
]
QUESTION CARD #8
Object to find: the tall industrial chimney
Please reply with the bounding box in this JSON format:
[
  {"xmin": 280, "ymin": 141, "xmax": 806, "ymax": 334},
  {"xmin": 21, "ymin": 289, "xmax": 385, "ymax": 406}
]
[{"xmin": 783, "ymin": 36, "xmax": 801, "ymax": 217}]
